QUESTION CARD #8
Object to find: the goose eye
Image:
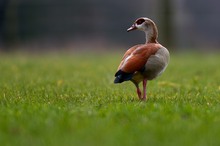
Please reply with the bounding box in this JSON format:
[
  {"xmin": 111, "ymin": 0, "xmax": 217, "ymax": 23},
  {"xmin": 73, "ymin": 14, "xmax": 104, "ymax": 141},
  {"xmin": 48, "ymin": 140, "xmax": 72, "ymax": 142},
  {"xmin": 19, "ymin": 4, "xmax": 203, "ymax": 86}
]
[{"xmin": 136, "ymin": 19, "xmax": 145, "ymax": 25}]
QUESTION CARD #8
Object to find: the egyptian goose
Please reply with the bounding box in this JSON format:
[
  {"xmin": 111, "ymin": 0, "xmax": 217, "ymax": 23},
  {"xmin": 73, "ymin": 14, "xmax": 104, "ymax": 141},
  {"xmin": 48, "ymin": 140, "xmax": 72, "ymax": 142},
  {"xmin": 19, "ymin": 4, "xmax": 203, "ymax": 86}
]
[{"xmin": 114, "ymin": 17, "xmax": 170, "ymax": 101}]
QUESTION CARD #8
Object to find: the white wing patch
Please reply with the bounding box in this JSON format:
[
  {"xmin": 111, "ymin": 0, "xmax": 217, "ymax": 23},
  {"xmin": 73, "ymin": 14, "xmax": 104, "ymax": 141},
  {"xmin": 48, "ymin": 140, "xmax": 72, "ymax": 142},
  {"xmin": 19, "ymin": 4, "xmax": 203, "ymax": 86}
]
[{"xmin": 121, "ymin": 53, "xmax": 133, "ymax": 68}]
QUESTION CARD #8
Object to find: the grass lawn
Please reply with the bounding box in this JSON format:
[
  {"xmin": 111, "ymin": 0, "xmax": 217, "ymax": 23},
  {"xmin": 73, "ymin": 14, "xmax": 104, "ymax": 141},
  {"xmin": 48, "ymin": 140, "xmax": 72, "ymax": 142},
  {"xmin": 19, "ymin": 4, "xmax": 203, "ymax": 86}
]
[{"xmin": 0, "ymin": 52, "xmax": 220, "ymax": 146}]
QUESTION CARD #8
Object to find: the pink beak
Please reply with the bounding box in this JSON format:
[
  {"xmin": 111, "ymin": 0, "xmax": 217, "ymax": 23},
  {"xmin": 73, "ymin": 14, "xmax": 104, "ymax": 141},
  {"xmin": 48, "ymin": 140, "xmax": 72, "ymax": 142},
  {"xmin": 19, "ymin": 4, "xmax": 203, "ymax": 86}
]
[{"xmin": 127, "ymin": 24, "xmax": 137, "ymax": 32}]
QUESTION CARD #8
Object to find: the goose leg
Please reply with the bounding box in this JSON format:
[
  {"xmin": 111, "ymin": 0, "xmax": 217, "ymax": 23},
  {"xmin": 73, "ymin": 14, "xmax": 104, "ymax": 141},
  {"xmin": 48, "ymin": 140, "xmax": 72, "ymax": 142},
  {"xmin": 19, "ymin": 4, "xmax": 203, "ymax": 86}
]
[
  {"xmin": 134, "ymin": 84, "xmax": 142, "ymax": 100},
  {"xmin": 142, "ymin": 79, "xmax": 147, "ymax": 101}
]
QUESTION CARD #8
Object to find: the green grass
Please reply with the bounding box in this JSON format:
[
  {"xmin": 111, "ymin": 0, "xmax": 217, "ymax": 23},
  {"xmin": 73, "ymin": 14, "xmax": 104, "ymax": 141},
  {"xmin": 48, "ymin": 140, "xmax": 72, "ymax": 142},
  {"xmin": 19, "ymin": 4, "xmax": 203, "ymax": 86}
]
[{"xmin": 0, "ymin": 52, "xmax": 220, "ymax": 146}]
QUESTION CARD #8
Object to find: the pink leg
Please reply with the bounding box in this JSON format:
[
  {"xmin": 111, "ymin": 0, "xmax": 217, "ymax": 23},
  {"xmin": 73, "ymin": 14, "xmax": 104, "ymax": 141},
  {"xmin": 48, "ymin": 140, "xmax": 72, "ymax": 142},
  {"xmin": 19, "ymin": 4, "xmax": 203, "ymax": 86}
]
[
  {"xmin": 142, "ymin": 79, "xmax": 147, "ymax": 101},
  {"xmin": 136, "ymin": 86, "xmax": 142, "ymax": 100}
]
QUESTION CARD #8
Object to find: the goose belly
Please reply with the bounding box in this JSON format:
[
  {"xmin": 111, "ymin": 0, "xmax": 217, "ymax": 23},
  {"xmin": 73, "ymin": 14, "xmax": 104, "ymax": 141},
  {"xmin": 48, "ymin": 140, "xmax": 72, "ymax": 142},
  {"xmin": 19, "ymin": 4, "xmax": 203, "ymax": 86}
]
[{"xmin": 143, "ymin": 47, "xmax": 170, "ymax": 80}]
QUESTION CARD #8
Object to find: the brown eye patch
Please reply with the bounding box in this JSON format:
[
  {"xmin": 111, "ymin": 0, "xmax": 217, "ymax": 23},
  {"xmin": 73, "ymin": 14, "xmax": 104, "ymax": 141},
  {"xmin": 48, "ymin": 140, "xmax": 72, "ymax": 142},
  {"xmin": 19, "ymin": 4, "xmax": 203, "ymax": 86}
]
[{"xmin": 136, "ymin": 19, "xmax": 145, "ymax": 25}]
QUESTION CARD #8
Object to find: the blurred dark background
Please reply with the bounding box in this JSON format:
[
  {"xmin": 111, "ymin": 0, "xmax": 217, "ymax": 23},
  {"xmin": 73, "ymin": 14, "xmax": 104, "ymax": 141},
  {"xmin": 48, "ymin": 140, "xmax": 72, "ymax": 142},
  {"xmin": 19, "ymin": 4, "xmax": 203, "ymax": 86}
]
[{"xmin": 0, "ymin": 0, "xmax": 220, "ymax": 52}]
